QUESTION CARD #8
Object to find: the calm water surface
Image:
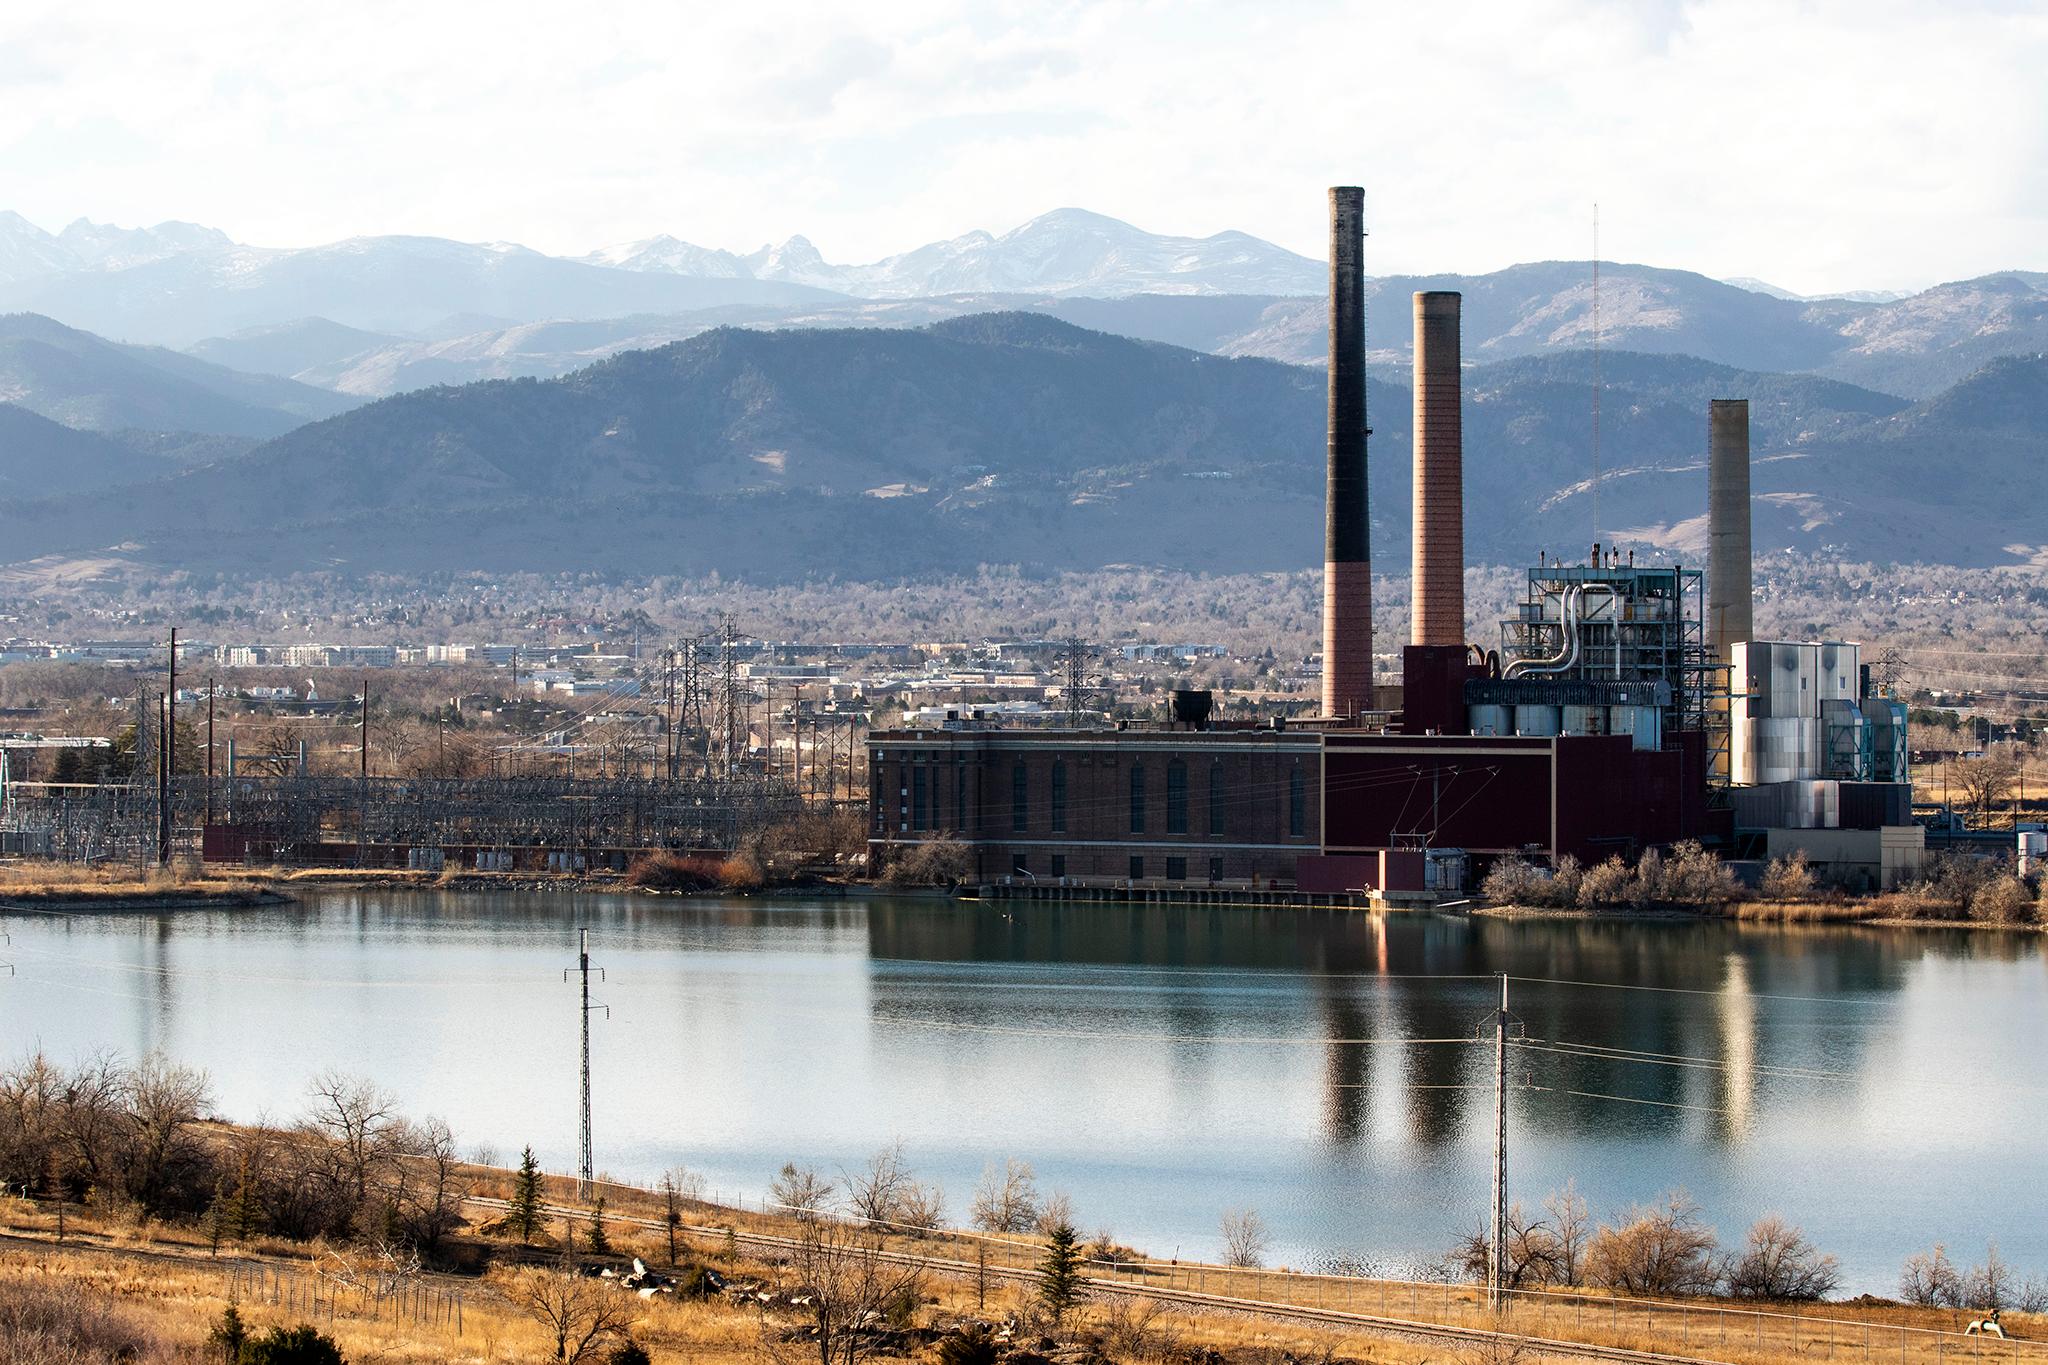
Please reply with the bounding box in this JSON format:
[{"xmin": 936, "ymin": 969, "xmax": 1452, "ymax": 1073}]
[{"xmin": 2, "ymin": 891, "xmax": 2042, "ymax": 1291}]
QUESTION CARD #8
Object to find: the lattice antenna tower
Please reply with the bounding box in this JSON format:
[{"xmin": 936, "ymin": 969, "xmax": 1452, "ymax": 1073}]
[
  {"xmin": 563, "ymin": 927, "xmax": 608, "ymax": 1197},
  {"xmin": 1061, "ymin": 636, "xmax": 1095, "ymax": 727}
]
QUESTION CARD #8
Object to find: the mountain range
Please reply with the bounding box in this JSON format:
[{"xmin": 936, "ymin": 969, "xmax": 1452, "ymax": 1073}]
[
  {"xmin": 157, "ymin": 270, "xmax": 2048, "ymax": 406},
  {"xmin": 2, "ymin": 314, "xmax": 2040, "ymax": 584},
  {"xmin": 8, "ymin": 208, "xmax": 2043, "ymax": 402}
]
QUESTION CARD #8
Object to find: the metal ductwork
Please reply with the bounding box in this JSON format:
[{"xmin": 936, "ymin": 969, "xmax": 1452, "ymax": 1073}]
[
  {"xmin": 1322, "ymin": 186, "xmax": 1373, "ymax": 719},
  {"xmin": 1708, "ymin": 398, "xmax": 1753, "ymax": 662},
  {"xmin": 1411, "ymin": 290, "xmax": 1463, "ymax": 647}
]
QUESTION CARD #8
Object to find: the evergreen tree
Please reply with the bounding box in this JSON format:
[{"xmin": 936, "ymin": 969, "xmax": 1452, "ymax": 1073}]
[
  {"xmin": 510, "ymin": 1145, "xmax": 543, "ymax": 1244},
  {"xmin": 205, "ymin": 1304, "xmax": 247, "ymax": 1363},
  {"xmin": 206, "ymin": 1177, "xmax": 230, "ymax": 1257},
  {"xmin": 1036, "ymin": 1221, "xmax": 1083, "ymax": 1326},
  {"xmin": 587, "ymin": 1196, "xmax": 613, "ymax": 1256}
]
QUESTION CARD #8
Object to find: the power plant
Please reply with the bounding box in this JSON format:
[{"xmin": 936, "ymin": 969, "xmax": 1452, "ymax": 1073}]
[{"xmin": 866, "ymin": 185, "xmax": 1921, "ymax": 899}]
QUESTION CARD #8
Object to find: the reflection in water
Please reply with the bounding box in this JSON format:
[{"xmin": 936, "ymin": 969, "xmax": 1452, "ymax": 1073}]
[{"xmin": 1, "ymin": 892, "xmax": 2042, "ymax": 1292}]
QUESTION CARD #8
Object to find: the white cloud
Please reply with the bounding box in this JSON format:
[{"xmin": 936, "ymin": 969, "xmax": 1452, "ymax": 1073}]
[{"xmin": 0, "ymin": 0, "xmax": 2040, "ymax": 293}]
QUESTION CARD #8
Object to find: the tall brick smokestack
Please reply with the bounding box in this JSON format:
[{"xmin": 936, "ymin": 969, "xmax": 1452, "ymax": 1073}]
[
  {"xmin": 1322, "ymin": 186, "xmax": 1372, "ymax": 719},
  {"xmin": 1708, "ymin": 398, "xmax": 1753, "ymax": 663},
  {"xmin": 1411, "ymin": 291, "xmax": 1463, "ymax": 646}
]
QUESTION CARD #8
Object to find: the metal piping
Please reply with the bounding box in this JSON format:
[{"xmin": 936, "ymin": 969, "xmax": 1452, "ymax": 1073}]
[{"xmin": 1502, "ymin": 586, "xmax": 1583, "ymax": 679}]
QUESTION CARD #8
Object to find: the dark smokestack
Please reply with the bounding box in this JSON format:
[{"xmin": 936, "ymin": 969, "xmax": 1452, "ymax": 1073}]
[
  {"xmin": 1708, "ymin": 398, "xmax": 1753, "ymax": 662},
  {"xmin": 1322, "ymin": 186, "xmax": 1372, "ymax": 719},
  {"xmin": 1411, "ymin": 291, "xmax": 1463, "ymax": 647}
]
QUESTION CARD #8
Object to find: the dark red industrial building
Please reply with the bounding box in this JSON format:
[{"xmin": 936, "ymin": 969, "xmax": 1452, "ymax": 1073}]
[{"xmin": 866, "ymin": 187, "xmax": 1725, "ymax": 897}]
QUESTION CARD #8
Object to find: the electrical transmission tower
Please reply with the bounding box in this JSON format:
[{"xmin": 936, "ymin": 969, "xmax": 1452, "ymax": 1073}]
[
  {"xmin": 1060, "ymin": 636, "xmax": 1095, "ymax": 727},
  {"xmin": 715, "ymin": 616, "xmax": 745, "ymax": 778},
  {"xmin": 1877, "ymin": 647, "xmax": 1905, "ymax": 697},
  {"xmin": 563, "ymin": 927, "xmax": 607, "ymax": 1197}
]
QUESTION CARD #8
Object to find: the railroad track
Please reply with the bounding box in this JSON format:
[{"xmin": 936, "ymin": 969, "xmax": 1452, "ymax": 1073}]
[{"xmin": 462, "ymin": 1195, "xmax": 1736, "ymax": 1365}]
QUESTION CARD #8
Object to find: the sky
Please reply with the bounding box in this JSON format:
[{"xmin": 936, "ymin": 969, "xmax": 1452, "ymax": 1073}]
[{"xmin": 2, "ymin": 0, "xmax": 2043, "ymax": 295}]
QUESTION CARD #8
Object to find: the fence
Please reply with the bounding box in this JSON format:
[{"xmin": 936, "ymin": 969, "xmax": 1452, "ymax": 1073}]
[{"xmin": 223, "ymin": 1259, "xmax": 464, "ymax": 1337}]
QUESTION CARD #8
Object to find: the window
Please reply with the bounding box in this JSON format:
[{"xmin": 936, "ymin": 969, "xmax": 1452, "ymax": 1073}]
[
  {"xmin": 955, "ymin": 764, "xmax": 967, "ymax": 833},
  {"xmin": 1289, "ymin": 766, "xmax": 1306, "ymax": 838},
  {"xmin": 1166, "ymin": 856, "xmax": 1187, "ymax": 881},
  {"xmin": 1128, "ymin": 854, "xmax": 1145, "ymax": 881},
  {"xmin": 913, "ymin": 765, "xmax": 928, "ymax": 831},
  {"xmin": 1011, "ymin": 761, "xmax": 1029, "ymax": 833},
  {"xmin": 1129, "ymin": 765, "xmax": 1147, "ymax": 833},
  {"xmin": 1050, "ymin": 854, "xmax": 1067, "ymax": 879},
  {"xmin": 1209, "ymin": 762, "xmax": 1226, "ymax": 836},
  {"xmin": 1012, "ymin": 853, "xmax": 1029, "ymax": 876},
  {"xmin": 1209, "ymin": 856, "xmax": 1224, "ymax": 883},
  {"xmin": 1166, "ymin": 760, "xmax": 1187, "ymax": 834},
  {"xmin": 1050, "ymin": 761, "xmax": 1067, "ymax": 833}
]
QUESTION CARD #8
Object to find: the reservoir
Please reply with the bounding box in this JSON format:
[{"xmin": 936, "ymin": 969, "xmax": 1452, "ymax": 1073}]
[{"xmin": 2, "ymin": 891, "xmax": 2041, "ymax": 1292}]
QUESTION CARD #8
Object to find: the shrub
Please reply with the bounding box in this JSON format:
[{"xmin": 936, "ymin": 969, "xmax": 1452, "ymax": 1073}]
[
  {"xmin": 1722, "ymin": 1215, "xmax": 1839, "ymax": 1300},
  {"xmin": 885, "ymin": 836, "xmax": 972, "ymax": 887},
  {"xmin": 1578, "ymin": 856, "xmax": 1632, "ymax": 909},
  {"xmin": 1482, "ymin": 856, "xmax": 1542, "ymax": 906},
  {"xmin": 937, "ymin": 1324, "xmax": 1000, "ymax": 1365},
  {"xmin": 717, "ymin": 848, "xmax": 764, "ymax": 890},
  {"xmin": 1663, "ymin": 840, "xmax": 1743, "ymax": 905},
  {"xmin": 1760, "ymin": 852, "xmax": 1816, "ymax": 901},
  {"xmin": 606, "ymin": 1343, "xmax": 652, "ymax": 1365},
  {"xmin": 1969, "ymin": 875, "xmax": 2035, "ymax": 925},
  {"xmin": 623, "ymin": 851, "xmax": 722, "ymax": 892},
  {"xmin": 1548, "ymin": 855, "xmax": 1584, "ymax": 908},
  {"xmin": 0, "ymin": 1277, "xmax": 171, "ymax": 1365},
  {"xmin": 1584, "ymin": 1191, "xmax": 1718, "ymax": 1295},
  {"xmin": 239, "ymin": 1324, "xmax": 346, "ymax": 1365}
]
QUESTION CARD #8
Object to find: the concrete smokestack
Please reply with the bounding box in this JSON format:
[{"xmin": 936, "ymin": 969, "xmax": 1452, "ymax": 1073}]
[
  {"xmin": 1322, "ymin": 186, "xmax": 1372, "ymax": 719},
  {"xmin": 1708, "ymin": 398, "xmax": 1753, "ymax": 661},
  {"xmin": 1411, "ymin": 291, "xmax": 1463, "ymax": 646}
]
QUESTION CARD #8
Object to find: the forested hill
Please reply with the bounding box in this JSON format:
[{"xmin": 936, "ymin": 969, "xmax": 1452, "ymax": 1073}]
[{"xmin": 0, "ymin": 315, "xmax": 2036, "ymax": 580}]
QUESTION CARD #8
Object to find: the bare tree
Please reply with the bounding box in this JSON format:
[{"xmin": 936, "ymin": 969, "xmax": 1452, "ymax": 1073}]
[
  {"xmin": 392, "ymin": 1116, "xmax": 465, "ymax": 1257},
  {"xmin": 769, "ymin": 1161, "xmax": 835, "ymax": 1220},
  {"xmin": 1220, "ymin": 1208, "xmax": 1270, "ymax": 1269},
  {"xmin": 969, "ymin": 1158, "xmax": 1039, "ymax": 1234},
  {"xmin": 121, "ymin": 1053, "xmax": 214, "ymax": 1215},
  {"xmin": 768, "ymin": 1217, "xmax": 925, "ymax": 1365},
  {"xmin": 1585, "ymin": 1191, "xmax": 1719, "ymax": 1296},
  {"xmin": 895, "ymin": 1180, "xmax": 946, "ymax": 1236},
  {"xmin": 52, "ymin": 1050, "xmax": 127, "ymax": 1189},
  {"xmin": 516, "ymin": 1260, "xmax": 634, "ymax": 1362},
  {"xmin": 659, "ymin": 1166, "xmax": 704, "ymax": 1265},
  {"xmin": 1952, "ymin": 750, "xmax": 2020, "ymax": 827},
  {"xmin": 1544, "ymin": 1180, "xmax": 1592, "ymax": 1287},
  {"xmin": 301, "ymin": 1070, "xmax": 402, "ymax": 1212},
  {"xmin": 1035, "ymin": 1190, "xmax": 1076, "ymax": 1238},
  {"xmin": 843, "ymin": 1140, "xmax": 914, "ymax": 1226},
  {"xmin": 1900, "ymin": 1244, "xmax": 1964, "ymax": 1307},
  {"xmin": 1722, "ymin": 1215, "xmax": 1839, "ymax": 1300}
]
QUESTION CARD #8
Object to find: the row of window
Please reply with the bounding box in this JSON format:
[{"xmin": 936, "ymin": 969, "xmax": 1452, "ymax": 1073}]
[
  {"xmin": 1014, "ymin": 760, "xmax": 1306, "ymax": 838},
  {"xmin": 889, "ymin": 758, "xmax": 1308, "ymax": 839},
  {"xmin": 1010, "ymin": 852, "xmax": 1223, "ymax": 882}
]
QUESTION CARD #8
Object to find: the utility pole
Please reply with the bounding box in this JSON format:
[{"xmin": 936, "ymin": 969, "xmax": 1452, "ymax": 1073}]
[
  {"xmin": 358, "ymin": 677, "xmax": 369, "ymax": 867},
  {"xmin": 160, "ymin": 627, "xmax": 176, "ymax": 864},
  {"xmin": 1489, "ymin": 972, "xmax": 1509, "ymax": 1312},
  {"xmin": 564, "ymin": 928, "xmax": 607, "ymax": 1197},
  {"xmin": 205, "ymin": 677, "xmax": 215, "ymax": 831}
]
